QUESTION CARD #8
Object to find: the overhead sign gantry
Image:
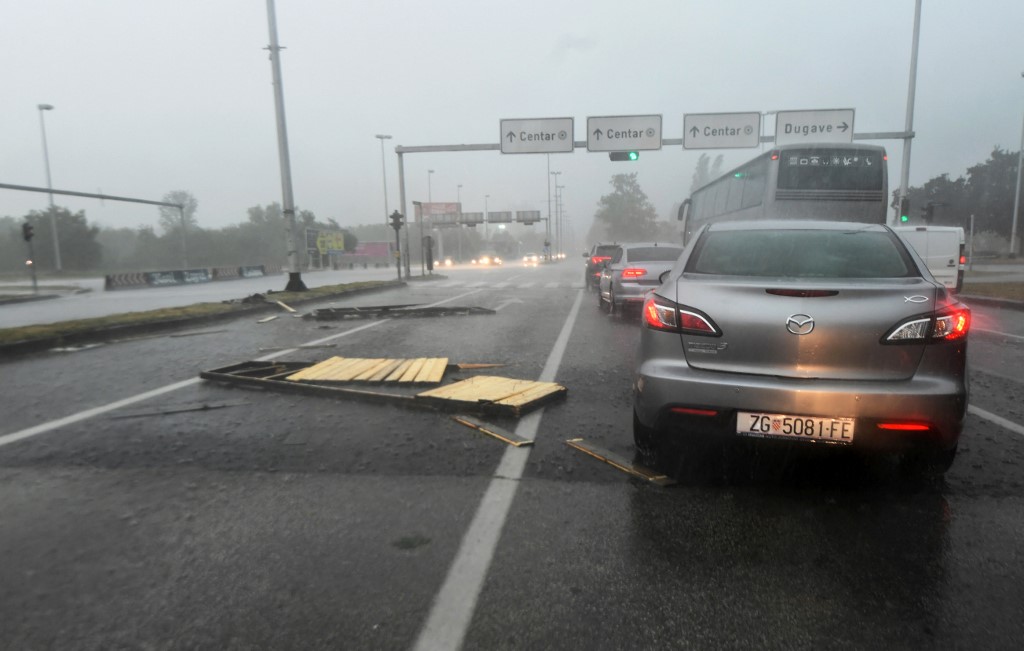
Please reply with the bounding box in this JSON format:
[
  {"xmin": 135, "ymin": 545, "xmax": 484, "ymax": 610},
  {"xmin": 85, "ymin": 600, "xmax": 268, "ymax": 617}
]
[{"xmin": 499, "ymin": 118, "xmax": 574, "ymax": 154}]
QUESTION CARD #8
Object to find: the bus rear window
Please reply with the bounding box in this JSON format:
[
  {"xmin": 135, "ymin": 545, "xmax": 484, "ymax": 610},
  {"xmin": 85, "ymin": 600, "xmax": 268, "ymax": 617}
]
[{"xmin": 776, "ymin": 149, "xmax": 884, "ymax": 191}]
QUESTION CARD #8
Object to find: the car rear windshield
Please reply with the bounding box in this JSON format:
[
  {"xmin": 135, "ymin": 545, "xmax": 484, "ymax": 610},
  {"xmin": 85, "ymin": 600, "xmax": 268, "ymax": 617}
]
[
  {"xmin": 688, "ymin": 229, "xmax": 915, "ymax": 278},
  {"xmin": 594, "ymin": 245, "xmax": 619, "ymax": 258},
  {"xmin": 625, "ymin": 247, "xmax": 684, "ymax": 262}
]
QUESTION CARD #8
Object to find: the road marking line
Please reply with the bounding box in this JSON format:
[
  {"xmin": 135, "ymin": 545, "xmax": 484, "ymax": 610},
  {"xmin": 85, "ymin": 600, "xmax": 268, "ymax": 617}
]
[
  {"xmin": 969, "ymin": 405, "xmax": 1024, "ymax": 438},
  {"xmin": 0, "ymin": 289, "xmax": 484, "ymax": 449},
  {"xmin": 413, "ymin": 289, "xmax": 583, "ymax": 651},
  {"xmin": 973, "ymin": 327, "xmax": 1024, "ymax": 343}
]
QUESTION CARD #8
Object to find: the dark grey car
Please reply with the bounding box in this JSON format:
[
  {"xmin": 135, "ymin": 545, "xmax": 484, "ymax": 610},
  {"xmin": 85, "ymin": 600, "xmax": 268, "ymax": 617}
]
[
  {"xmin": 598, "ymin": 242, "xmax": 685, "ymax": 314},
  {"xmin": 633, "ymin": 220, "xmax": 971, "ymax": 474}
]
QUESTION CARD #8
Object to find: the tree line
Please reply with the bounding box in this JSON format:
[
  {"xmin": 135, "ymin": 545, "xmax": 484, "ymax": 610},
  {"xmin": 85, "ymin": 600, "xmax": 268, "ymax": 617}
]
[{"xmin": 0, "ymin": 191, "xmax": 360, "ymax": 274}]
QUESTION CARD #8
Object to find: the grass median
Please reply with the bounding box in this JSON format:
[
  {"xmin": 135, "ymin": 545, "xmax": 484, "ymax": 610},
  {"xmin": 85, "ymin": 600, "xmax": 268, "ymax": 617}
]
[{"xmin": 0, "ymin": 280, "xmax": 401, "ymax": 348}]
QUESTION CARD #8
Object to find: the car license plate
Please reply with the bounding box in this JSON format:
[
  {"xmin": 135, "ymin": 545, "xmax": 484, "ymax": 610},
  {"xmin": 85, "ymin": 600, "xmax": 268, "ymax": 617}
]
[{"xmin": 737, "ymin": 412, "xmax": 855, "ymax": 444}]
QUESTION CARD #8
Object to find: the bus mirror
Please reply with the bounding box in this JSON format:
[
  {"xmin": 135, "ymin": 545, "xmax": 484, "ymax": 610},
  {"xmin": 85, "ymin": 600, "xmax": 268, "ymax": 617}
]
[{"xmin": 678, "ymin": 199, "xmax": 691, "ymax": 221}]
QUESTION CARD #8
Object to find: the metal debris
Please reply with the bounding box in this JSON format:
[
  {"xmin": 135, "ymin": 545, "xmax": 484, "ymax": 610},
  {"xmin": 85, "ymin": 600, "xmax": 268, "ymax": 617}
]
[
  {"xmin": 304, "ymin": 305, "xmax": 495, "ymax": 320},
  {"xmin": 565, "ymin": 438, "xmax": 676, "ymax": 486},
  {"xmin": 257, "ymin": 315, "xmax": 279, "ymax": 324},
  {"xmin": 110, "ymin": 400, "xmax": 249, "ymax": 420},
  {"xmin": 451, "ymin": 415, "xmax": 534, "ymax": 447}
]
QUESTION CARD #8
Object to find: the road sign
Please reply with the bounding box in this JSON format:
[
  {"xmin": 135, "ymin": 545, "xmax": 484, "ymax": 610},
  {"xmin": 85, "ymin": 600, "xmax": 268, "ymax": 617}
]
[
  {"xmin": 683, "ymin": 112, "xmax": 761, "ymax": 149},
  {"xmin": 586, "ymin": 115, "xmax": 662, "ymax": 152},
  {"xmin": 774, "ymin": 109, "xmax": 854, "ymax": 145},
  {"xmin": 500, "ymin": 118, "xmax": 574, "ymax": 154}
]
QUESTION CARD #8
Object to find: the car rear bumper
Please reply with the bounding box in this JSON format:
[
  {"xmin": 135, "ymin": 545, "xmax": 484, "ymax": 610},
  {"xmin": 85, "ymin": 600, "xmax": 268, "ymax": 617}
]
[{"xmin": 634, "ymin": 346, "xmax": 967, "ymax": 452}]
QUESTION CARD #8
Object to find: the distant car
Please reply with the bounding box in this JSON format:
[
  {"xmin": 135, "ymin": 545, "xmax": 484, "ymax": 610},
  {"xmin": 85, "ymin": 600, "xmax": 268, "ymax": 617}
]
[
  {"xmin": 598, "ymin": 242, "xmax": 684, "ymax": 315},
  {"xmin": 633, "ymin": 220, "xmax": 970, "ymax": 476},
  {"xmin": 472, "ymin": 252, "xmax": 502, "ymax": 266},
  {"xmin": 522, "ymin": 253, "xmax": 540, "ymax": 267},
  {"xmin": 442, "ymin": 256, "xmax": 454, "ymax": 267},
  {"xmin": 583, "ymin": 243, "xmax": 620, "ymax": 290}
]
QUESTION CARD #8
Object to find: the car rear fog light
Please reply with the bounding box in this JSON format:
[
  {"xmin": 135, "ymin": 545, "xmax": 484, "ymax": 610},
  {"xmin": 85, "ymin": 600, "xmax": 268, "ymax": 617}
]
[
  {"xmin": 877, "ymin": 422, "xmax": 931, "ymax": 432},
  {"xmin": 671, "ymin": 407, "xmax": 719, "ymax": 417},
  {"xmin": 621, "ymin": 268, "xmax": 647, "ymax": 279}
]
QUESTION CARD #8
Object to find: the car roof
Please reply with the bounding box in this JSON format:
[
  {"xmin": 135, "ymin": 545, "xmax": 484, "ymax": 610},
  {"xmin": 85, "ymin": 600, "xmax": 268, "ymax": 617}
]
[{"xmin": 705, "ymin": 220, "xmax": 890, "ymax": 233}]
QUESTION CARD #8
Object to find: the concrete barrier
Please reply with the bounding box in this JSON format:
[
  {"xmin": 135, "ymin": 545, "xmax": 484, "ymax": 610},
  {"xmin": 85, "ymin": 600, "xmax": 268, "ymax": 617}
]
[{"xmin": 104, "ymin": 272, "xmax": 150, "ymax": 290}]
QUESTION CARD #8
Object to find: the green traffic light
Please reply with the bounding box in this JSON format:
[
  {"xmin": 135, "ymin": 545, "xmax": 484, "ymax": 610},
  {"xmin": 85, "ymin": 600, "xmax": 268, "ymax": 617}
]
[
  {"xmin": 628, "ymin": 151, "xmax": 638, "ymax": 161},
  {"xmin": 900, "ymin": 215, "xmax": 909, "ymax": 222}
]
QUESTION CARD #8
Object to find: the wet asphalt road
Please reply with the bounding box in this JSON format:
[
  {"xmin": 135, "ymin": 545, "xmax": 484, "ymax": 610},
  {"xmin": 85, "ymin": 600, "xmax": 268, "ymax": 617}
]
[{"xmin": 1, "ymin": 261, "xmax": 1024, "ymax": 650}]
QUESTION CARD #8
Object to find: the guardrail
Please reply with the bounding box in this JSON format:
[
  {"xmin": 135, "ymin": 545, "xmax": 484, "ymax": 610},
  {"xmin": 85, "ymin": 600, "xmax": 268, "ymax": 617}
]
[{"xmin": 104, "ymin": 265, "xmax": 275, "ymax": 290}]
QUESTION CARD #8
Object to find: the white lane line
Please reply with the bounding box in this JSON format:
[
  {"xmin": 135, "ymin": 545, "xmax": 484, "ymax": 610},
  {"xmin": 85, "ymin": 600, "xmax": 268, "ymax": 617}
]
[
  {"xmin": 413, "ymin": 289, "xmax": 584, "ymax": 651},
  {"xmin": 973, "ymin": 327, "xmax": 1024, "ymax": 343},
  {"xmin": 969, "ymin": 405, "xmax": 1024, "ymax": 438},
  {"xmin": 0, "ymin": 289, "xmax": 484, "ymax": 449}
]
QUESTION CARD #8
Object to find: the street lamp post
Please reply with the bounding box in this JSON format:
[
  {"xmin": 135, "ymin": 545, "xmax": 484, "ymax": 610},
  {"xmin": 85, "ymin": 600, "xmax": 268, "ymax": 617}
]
[
  {"xmin": 423, "ymin": 169, "xmax": 433, "ymax": 274},
  {"xmin": 457, "ymin": 184, "xmax": 463, "ymax": 263},
  {"xmin": 37, "ymin": 103, "xmax": 62, "ymax": 271},
  {"xmin": 550, "ymin": 171, "xmax": 561, "ymax": 261},
  {"xmin": 1010, "ymin": 71, "xmax": 1024, "ymax": 256},
  {"xmin": 556, "ymin": 184, "xmax": 565, "ymax": 257},
  {"xmin": 484, "ymin": 194, "xmax": 490, "ymax": 242},
  {"xmin": 375, "ymin": 134, "xmax": 392, "ymax": 226}
]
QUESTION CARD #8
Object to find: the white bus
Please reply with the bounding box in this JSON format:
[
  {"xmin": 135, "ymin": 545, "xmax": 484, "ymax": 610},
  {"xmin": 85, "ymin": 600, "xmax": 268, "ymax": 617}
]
[{"xmin": 678, "ymin": 143, "xmax": 889, "ymax": 243}]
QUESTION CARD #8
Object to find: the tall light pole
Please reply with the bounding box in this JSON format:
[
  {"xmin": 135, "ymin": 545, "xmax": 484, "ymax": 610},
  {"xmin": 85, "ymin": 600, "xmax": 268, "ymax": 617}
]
[
  {"xmin": 264, "ymin": 0, "xmax": 306, "ymax": 291},
  {"xmin": 375, "ymin": 134, "xmax": 392, "ymax": 227},
  {"xmin": 896, "ymin": 0, "xmax": 923, "ymax": 226},
  {"xmin": 37, "ymin": 103, "xmax": 62, "ymax": 271},
  {"xmin": 1010, "ymin": 71, "xmax": 1024, "ymax": 255},
  {"xmin": 556, "ymin": 184, "xmax": 565, "ymax": 257},
  {"xmin": 550, "ymin": 171, "xmax": 561, "ymax": 261},
  {"xmin": 484, "ymin": 194, "xmax": 490, "ymax": 242},
  {"xmin": 457, "ymin": 184, "xmax": 463, "ymax": 262}
]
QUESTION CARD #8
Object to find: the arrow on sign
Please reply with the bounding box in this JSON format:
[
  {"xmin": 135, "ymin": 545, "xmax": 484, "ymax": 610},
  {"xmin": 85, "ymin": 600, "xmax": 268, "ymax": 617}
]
[
  {"xmin": 592, "ymin": 129, "xmax": 603, "ymax": 140},
  {"xmin": 838, "ymin": 122, "xmax": 849, "ymax": 132},
  {"xmin": 505, "ymin": 131, "xmax": 517, "ymax": 143},
  {"xmin": 689, "ymin": 126, "xmax": 699, "ymax": 137}
]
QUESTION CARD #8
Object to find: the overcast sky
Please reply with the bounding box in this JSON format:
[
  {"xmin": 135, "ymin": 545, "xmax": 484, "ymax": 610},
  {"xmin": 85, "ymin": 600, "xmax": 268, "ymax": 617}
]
[{"xmin": 2, "ymin": 0, "xmax": 1022, "ymax": 244}]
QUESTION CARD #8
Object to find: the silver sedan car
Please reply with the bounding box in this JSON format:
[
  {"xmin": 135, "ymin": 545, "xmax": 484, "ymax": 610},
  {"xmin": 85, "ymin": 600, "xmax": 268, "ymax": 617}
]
[
  {"xmin": 633, "ymin": 221, "xmax": 971, "ymax": 474},
  {"xmin": 598, "ymin": 243, "xmax": 685, "ymax": 314}
]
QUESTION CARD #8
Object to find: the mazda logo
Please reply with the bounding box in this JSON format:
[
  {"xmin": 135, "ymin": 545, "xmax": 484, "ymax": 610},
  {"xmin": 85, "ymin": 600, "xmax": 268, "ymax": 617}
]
[{"xmin": 786, "ymin": 314, "xmax": 815, "ymax": 335}]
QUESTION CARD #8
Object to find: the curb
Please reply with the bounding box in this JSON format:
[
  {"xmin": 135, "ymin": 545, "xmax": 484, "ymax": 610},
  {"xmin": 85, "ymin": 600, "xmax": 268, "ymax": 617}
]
[
  {"xmin": 0, "ymin": 294, "xmax": 61, "ymax": 306},
  {"xmin": 0, "ymin": 281, "xmax": 406, "ymax": 359}
]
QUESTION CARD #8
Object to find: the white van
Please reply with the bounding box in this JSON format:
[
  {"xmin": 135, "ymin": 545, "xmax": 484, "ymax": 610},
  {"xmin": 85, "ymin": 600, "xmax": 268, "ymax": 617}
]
[{"xmin": 893, "ymin": 226, "xmax": 965, "ymax": 292}]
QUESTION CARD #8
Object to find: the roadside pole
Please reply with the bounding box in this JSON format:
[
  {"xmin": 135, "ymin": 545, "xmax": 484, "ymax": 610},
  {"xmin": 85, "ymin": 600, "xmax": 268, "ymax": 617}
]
[{"xmin": 896, "ymin": 0, "xmax": 923, "ymax": 226}]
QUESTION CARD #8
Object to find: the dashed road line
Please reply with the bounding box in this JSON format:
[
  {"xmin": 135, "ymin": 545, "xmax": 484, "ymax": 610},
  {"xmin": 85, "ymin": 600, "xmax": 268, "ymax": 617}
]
[
  {"xmin": 969, "ymin": 405, "xmax": 1024, "ymax": 438},
  {"xmin": 413, "ymin": 289, "xmax": 584, "ymax": 651}
]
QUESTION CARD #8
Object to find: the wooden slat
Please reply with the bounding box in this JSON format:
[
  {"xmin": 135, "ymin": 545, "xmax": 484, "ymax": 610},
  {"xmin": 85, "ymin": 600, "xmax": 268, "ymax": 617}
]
[
  {"xmin": 451, "ymin": 415, "xmax": 534, "ymax": 447},
  {"xmin": 398, "ymin": 358, "xmax": 428, "ymax": 383},
  {"xmin": 565, "ymin": 438, "xmax": 675, "ymax": 486},
  {"xmin": 418, "ymin": 376, "xmax": 531, "ymax": 402},
  {"xmin": 367, "ymin": 359, "xmax": 405, "ymax": 383},
  {"xmin": 309, "ymin": 356, "xmax": 362, "ymax": 380},
  {"xmin": 494, "ymin": 382, "xmax": 565, "ymax": 407},
  {"xmin": 335, "ymin": 358, "xmax": 386, "ymax": 381},
  {"xmin": 413, "ymin": 357, "xmax": 449, "ymax": 384},
  {"xmin": 286, "ymin": 356, "xmax": 344, "ymax": 381},
  {"xmin": 384, "ymin": 359, "xmax": 416, "ymax": 383},
  {"xmin": 353, "ymin": 359, "xmax": 397, "ymax": 382}
]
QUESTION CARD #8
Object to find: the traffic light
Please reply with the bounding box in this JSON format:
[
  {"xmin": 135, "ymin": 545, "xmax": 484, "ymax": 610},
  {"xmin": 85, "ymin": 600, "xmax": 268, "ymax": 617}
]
[
  {"xmin": 899, "ymin": 197, "xmax": 910, "ymax": 223},
  {"xmin": 609, "ymin": 151, "xmax": 639, "ymax": 162},
  {"xmin": 22, "ymin": 222, "xmax": 34, "ymax": 241},
  {"xmin": 389, "ymin": 210, "xmax": 403, "ymax": 231},
  {"xmin": 921, "ymin": 204, "xmax": 935, "ymax": 224}
]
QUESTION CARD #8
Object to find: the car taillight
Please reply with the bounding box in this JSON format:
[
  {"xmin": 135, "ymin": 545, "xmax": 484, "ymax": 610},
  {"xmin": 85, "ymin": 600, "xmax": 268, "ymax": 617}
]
[
  {"xmin": 642, "ymin": 295, "xmax": 720, "ymax": 336},
  {"xmin": 591, "ymin": 256, "xmax": 611, "ymax": 265},
  {"xmin": 959, "ymin": 255, "xmax": 966, "ymax": 265},
  {"xmin": 621, "ymin": 268, "xmax": 646, "ymax": 279},
  {"xmin": 884, "ymin": 304, "xmax": 971, "ymax": 343}
]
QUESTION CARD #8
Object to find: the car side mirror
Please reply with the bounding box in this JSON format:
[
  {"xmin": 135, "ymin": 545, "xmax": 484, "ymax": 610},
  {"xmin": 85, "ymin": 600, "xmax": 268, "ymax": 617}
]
[{"xmin": 582, "ymin": 251, "xmax": 589, "ymax": 258}]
